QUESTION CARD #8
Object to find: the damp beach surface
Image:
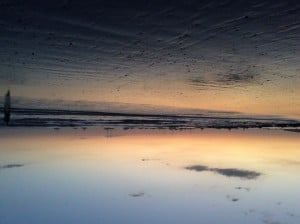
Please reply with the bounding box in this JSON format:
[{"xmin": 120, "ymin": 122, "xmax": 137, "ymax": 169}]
[{"xmin": 0, "ymin": 128, "xmax": 299, "ymax": 224}]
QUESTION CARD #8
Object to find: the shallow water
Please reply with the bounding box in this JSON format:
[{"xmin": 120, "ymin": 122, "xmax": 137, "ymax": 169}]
[{"xmin": 0, "ymin": 128, "xmax": 299, "ymax": 224}]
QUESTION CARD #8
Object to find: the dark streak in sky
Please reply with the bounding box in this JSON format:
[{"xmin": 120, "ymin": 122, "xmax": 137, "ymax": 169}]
[
  {"xmin": 185, "ymin": 165, "xmax": 261, "ymax": 179},
  {"xmin": 0, "ymin": 164, "xmax": 24, "ymax": 169}
]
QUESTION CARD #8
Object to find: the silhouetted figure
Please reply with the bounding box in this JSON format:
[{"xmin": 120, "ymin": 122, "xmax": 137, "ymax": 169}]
[{"xmin": 3, "ymin": 90, "xmax": 11, "ymax": 125}]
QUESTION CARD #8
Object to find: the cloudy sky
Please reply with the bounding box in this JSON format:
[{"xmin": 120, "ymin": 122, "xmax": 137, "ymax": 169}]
[{"xmin": 0, "ymin": 0, "xmax": 299, "ymax": 117}]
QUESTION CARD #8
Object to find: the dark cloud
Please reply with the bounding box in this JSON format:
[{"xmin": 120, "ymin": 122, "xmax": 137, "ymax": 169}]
[
  {"xmin": 185, "ymin": 165, "xmax": 261, "ymax": 179},
  {"xmin": 185, "ymin": 165, "xmax": 209, "ymax": 172},
  {"xmin": 235, "ymin": 186, "xmax": 250, "ymax": 191},
  {"xmin": 0, "ymin": 164, "xmax": 24, "ymax": 169},
  {"xmin": 211, "ymin": 168, "xmax": 261, "ymax": 179},
  {"xmin": 129, "ymin": 192, "xmax": 145, "ymax": 197},
  {"xmin": 226, "ymin": 194, "xmax": 240, "ymax": 202}
]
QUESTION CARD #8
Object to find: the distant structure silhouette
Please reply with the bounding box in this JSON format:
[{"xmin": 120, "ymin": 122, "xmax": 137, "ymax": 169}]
[{"xmin": 3, "ymin": 90, "xmax": 11, "ymax": 125}]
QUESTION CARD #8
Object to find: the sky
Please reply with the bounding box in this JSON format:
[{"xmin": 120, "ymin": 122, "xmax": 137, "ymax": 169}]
[
  {"xmin": 0, "ymin": 0, "xmax": 299, "ymax": 117},
  {"xmin": 1, "ymin": 128, "xmax": 300, "ymax": 223}
]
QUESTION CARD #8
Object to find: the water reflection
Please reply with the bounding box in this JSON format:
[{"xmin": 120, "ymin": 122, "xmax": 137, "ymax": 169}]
[{"xmin": 0, "ymin": 129, "xmax": 299, "ymax": 224}]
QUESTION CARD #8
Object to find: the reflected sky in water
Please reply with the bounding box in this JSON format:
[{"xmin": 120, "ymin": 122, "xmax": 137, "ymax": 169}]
[
  {"xmin": 0, "ymin": 0, "xmax": 299, "ymax": 117},
  {"xmin": 0, "ymin": 129, "xmax": 300, "ymax": 224}
]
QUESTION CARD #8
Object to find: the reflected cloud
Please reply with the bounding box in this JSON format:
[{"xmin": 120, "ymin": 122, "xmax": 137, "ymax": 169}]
[
  {"xmin": 185, "ymin": 165, "xmax": 261, "ymax": 179},
  {"xmin": 191, "ymin": 65, "xmax": 259, "ymax": 88}
]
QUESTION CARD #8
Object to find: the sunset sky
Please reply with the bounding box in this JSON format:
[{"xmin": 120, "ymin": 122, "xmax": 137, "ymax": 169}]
[{"xmin": 0, "ymin": 0, "xmax": 299, "ymax": 117}]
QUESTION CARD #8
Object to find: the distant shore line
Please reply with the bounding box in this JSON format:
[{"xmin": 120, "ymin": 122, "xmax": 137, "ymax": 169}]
[{"xmin": 1, "ymin": 107, "xmax": 299, "ymax": 131}]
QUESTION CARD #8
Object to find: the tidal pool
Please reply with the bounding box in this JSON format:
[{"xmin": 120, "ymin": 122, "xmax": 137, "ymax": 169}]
[{"xmin": 0, "ymin": 128, "xmax": 299, "ymax": 224}]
